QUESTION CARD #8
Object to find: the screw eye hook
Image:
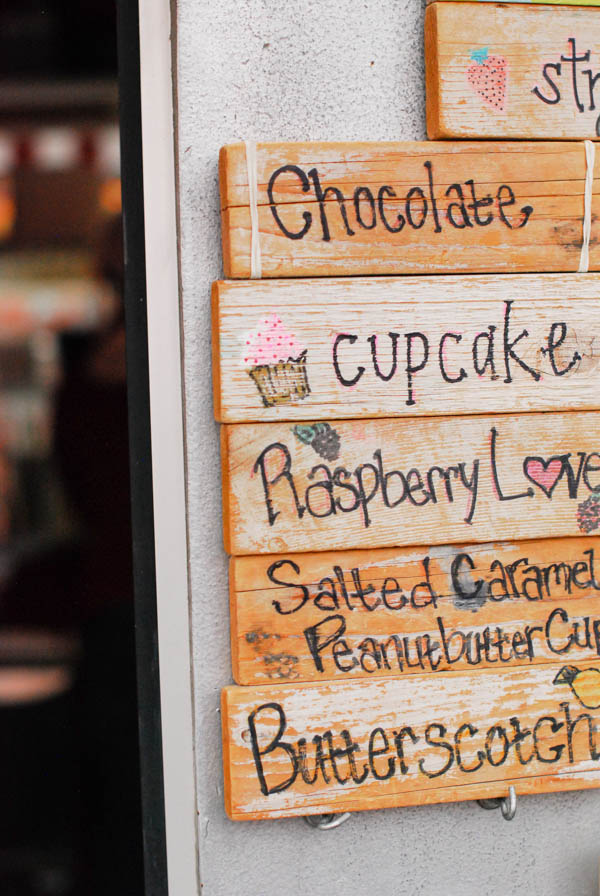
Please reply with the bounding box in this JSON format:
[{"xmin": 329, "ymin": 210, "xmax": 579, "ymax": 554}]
[
  {"xmin": 500, "ymin": 786, "xmax": 517, "ymax": 820},
  {"xmin": 304, "ymin": 791, "xmax": 518, "ymax": 829},
  {"xmin": 304, "ymin": 812, "xmax": 352, "ymax": 830},
  {"xmin": 477, "ymin": 785, "xmax": 517, "ymax": 821}
]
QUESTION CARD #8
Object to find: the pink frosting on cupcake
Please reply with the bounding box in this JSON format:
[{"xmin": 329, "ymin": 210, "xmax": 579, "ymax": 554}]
[{"xmin": 243, "ymin": 314, "xmax": 304, "ymax": 366}]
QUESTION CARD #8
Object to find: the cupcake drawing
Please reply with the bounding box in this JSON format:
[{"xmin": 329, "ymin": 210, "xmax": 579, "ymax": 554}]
[{"xmin": 244, "ymin": 313, "xmax": 310, "ymax": 408}]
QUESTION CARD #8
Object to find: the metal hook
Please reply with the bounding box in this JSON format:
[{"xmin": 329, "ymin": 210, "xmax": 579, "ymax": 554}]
[
  {"xmin": 477, "ymin": 785, "xmax": 517, "ymax": 821},
  {"xmin": 304, "ymin": 812, "xmax": 352, "ymax": 830}
]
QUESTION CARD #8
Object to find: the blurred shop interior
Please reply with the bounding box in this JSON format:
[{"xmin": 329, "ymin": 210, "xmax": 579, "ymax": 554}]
[{"xmin": 0, "ymin": 3, "xmax": 144, "ymax": 895}]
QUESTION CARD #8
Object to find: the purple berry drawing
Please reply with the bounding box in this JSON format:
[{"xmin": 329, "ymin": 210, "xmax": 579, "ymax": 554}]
[
  {"xmin": 577, "ymin": 487, "xmax": 600, "ymax": 533},
  {"xmin": 243, "ymin": 313, "xmax": 310, "ymax": 408},
  {"xmin": 293, "ymin": 423, "xmax": 341, "ymax": 462}
]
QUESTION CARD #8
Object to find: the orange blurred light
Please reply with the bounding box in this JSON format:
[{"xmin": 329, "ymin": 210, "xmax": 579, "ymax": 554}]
[
  {"xmin": 98, "ymin": 177, "xmax": 122, "ymax": 214},
  {"xmin": 0, "ymin": 178, "xmax": 16, "ymax": 242}
]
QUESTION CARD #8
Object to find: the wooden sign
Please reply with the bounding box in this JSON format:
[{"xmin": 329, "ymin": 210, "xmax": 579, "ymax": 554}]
[
  {"xmin": 219, "ymin": 141, "xmax": 599, "ymax": 278},
  {"xmin": 426, "ymin": 3, "xmax": 600, "ymax": 138},
  {"xmin": 230, "ymin": 536, "xmax": 600, "ymax": 685},
  {"xmin": 222, "ymin": 661, "xmax": 600, "ymax": 819},
  {"xmin": 212, "ymin": 273, "xmax": 600, "ymax": 423},
  {"xmin": 221, "ymin": 410, "xmax": 600, "ymax": 555},
  {"xmin": 427, "ymin": 0, "xmax": 600, "ymax": 5}
]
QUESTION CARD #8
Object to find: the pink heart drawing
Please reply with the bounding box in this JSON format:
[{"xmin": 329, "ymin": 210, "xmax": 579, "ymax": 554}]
[{"xmin": 523, "ymin": 456, "xmax": 565, "ymax": 498}]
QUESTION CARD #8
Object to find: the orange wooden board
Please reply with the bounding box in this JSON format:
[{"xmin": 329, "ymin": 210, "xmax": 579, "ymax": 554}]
[
  {"xmin": 219, "ymin": 140, "xmax": 600, "ymax": 277},
  {"xmin": 426, "ymin": 0, "xmax": 600, "ymax": 6},
  {"xmin": 230, "ymin": 536, "xmax": 600, "ymax": 685},
  {"xmin": 222, "ymin": 661, "xmax": 600, "ymax": 819},
  {"xmin": 212, "ymin": 273, "xmax": 600, "ymax": 423},
  {"xmin": 221, "ymin": 410, "xmax": 600, "ymax": 555},
  {"xmin": 426, "ymin": 2, "xmax": 600, "ymax": 139}
]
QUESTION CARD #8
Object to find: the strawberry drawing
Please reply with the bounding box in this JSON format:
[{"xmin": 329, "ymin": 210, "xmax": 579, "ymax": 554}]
[{"xmin": 467, "ymin": 47, "xmax": 507, "ymax": 112}]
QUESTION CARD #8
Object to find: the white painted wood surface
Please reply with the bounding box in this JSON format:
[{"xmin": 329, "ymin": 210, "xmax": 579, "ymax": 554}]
[
  {"xmin": 220, "ymin": 140, "xmax": 599, "ymax": 277},
  {"xmin": 223, "ymin": 661, "xmax": 600, "ymax": 819},
  {"xmin": 222, "ymin": 410, "xmax": 600, "ymax": 555},
  {"xmin": 426, "ymin": 3, "xmax": 600, "ymax": 138},
  {"xmin": 230, "ymin": 536, "xmax": 600, "ymax": 685},
  {"xmin": 213, "ymin": 273, "xmax": 600, "ymax": 423}
]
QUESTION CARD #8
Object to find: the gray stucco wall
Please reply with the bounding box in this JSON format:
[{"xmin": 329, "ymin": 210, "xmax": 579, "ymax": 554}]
[{"xmin": 174, "ymin": 2, "xmax": 600, "ymax": 893}]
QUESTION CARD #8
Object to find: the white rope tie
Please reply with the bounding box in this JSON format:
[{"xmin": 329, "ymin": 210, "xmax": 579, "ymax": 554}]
[
  {"xmin": 578, "ymin": 139, "xmax": 595, "ymax": 273},
  {"xmin": 245, "ymin": 140, "xmax": 262, "ymax": 279}
]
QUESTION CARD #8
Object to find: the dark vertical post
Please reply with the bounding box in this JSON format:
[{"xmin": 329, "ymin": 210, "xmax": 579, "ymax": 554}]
[{"xmin": 115, "ymin": 2, "xmax": 169, "ymax": 893}]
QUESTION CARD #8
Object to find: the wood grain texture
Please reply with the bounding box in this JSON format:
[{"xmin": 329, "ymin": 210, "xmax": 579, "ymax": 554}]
[
  {"xmin": 230, "ymin": 536, "xmax": 600, "ymax": 684},
  {"xmin": 219, "ymin": 140, "xmax": 600, "ymax": 277},
  {"xmin": 212, "ymin": 273, "xmax": 600, "ymax": 423},
  {"xmin": 222, "ymin": 661, "xmax": 600, "ymax": 819},
  {"xmin": 221, "ymin": 410, "xmax": 600, "ymax": 555},
  {"xmin": 427, "ymin": 0, "xmax": 600, "ymax": 5},
  {"xmin": 426, "ymin": 2, "xmax": 600, "ymax": 139}
]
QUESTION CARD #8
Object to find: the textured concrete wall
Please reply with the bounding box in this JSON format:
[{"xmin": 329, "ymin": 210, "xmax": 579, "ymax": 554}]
[{"xmin": 174, "ymin": 2, "xmax": 600, "ymax": 893}]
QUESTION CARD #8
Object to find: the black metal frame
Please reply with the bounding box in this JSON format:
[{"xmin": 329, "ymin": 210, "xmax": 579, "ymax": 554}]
[{"xmin": 116, "ymin": 2, "xmax": 169, "ymax": 893}]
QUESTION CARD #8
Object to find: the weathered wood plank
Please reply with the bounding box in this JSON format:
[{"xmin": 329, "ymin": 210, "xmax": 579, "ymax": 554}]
[
  {"xmin": 426, "ymin": 2, "xmax": 600, "ymax": 139},
  {"xmin": 212, "ymin": 274, "xmax": 600, "ymax": 423},
  {"xmin": 221, "ymin": 410, "xmax": 600, "ymax": 555},
  {"xmin": 222, "ymin": 661, "xmax": 600, "ymax": 819},
  {"xmin": 230, "ymin": 536, "xmax": 600, "ymax": 684},
  {"xmin": 219, "ymin": 141, "xmax": 600, "ymax": 277},
  {"xmin": 427, "ymin": 1, "xmax": 600, "ymax": 5}
]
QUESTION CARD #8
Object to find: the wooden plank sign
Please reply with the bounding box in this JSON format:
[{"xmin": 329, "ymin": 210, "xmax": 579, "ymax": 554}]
[
  {"xmin": 427, "ymin": 1, "xmax": 600, "ymax": 6},
  {"xmin": 218, "ymin": 68, "xmax": 600, "ymax": 823},
  {"xmin": 222, "ymin": 661, "xmax": 600, "ymax": 819},
  {"xmin": 212, "ymin": 273, "xmax": 600, "ymax": 423},
  {"xmin": 426, "ymin": 2, "xmax": 600, "ymax": 139},
  {"xmin": 230, "ymin": 536, "xmax": 600, "ymax": 685},
  {"xmin": 219, "ymin": 141, "xmax": 600, "ymax": 278},
  {"xmin": 221, "ymin": 410, "xmax": 600, "ymax": 555}
]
